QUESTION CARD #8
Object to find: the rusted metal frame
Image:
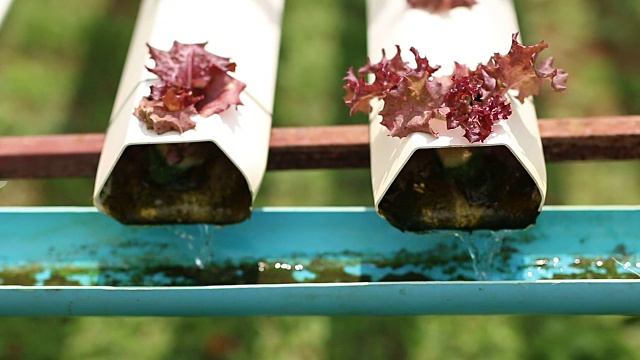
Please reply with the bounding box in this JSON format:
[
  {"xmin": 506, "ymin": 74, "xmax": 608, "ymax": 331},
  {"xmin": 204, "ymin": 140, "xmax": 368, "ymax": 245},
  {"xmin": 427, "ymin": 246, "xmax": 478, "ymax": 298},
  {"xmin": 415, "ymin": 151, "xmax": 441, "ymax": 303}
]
[
  {"xmin": 1, "ymin": 116, "xmax": 639, "ymax": 179},
  {"xmin": 269, "ymin": 125, "xmax": 369, "ymax": 170},
  {"xmin": 0, "ymin": 133, "xmax": 102, "ymax": 179},
  {"xmin": 538, "ymin": 116, "xmax": 640, "ymax": 161}
]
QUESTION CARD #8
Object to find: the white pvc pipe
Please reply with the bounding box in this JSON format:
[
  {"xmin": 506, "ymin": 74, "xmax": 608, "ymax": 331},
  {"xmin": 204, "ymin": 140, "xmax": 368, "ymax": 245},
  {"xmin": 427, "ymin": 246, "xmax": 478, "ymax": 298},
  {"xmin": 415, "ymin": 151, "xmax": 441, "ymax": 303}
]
[
  {"xmin": 367, "ymin": 0, "xmax": 547, "ymax": 230},
  {"xmin": 93, "ymin": 0, "xmax": 285, "ymax": 223},
  {"xmin": 0, "ymin": 0, "xmax": 12, "ymax": 29}
]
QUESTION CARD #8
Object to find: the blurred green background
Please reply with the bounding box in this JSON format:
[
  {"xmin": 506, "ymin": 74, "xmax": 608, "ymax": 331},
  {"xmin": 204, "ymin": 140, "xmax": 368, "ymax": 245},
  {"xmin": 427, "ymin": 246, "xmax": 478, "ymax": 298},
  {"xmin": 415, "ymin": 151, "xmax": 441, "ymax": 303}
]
[{"xmin": 0, "ymin": 0, "xmax": 639, "ymax": 359}]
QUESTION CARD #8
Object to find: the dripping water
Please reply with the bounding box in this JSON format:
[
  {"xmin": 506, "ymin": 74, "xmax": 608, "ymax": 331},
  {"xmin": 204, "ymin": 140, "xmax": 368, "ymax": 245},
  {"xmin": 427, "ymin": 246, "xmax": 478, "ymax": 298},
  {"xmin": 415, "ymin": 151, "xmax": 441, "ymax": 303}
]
[
  {"xmin": 171, "ymin": 224, "xmax": 221, "ymax": 269},
  {"xmin": 453, "ymin": 229, "xmax": 514, "ymax": 280}
]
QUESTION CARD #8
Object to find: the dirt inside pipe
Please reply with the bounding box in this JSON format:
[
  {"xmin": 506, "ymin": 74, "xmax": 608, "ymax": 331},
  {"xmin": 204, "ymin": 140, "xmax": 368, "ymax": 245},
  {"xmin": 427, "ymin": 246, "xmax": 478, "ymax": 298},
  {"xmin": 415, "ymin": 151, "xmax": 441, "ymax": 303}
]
[
  {"xmin": 99, "ymin": 141, "xmax": 252, "ymax": 225},
  {"xmin": 378, "ymin": 146, "xmax": 543, "ymax": 232}
]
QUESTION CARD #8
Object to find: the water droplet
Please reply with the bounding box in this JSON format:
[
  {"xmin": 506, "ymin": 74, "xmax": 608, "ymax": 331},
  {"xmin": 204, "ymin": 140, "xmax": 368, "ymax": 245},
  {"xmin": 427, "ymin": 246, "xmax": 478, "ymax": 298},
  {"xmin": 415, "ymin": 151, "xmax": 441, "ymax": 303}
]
[
  {"xmin": 258, "ymin": 261, "xmax": 267, "ymax": 272},
  {"xmin": 534, "ymin": 259, "xmax": 548, "ymax": 266}
]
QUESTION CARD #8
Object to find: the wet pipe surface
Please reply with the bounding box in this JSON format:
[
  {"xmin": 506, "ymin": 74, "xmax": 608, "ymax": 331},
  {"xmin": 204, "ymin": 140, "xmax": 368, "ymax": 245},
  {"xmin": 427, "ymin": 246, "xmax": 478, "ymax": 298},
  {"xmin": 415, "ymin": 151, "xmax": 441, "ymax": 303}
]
[{"xmin": 0, "ymin": 207, "xmax": 638, "ymax": 287}]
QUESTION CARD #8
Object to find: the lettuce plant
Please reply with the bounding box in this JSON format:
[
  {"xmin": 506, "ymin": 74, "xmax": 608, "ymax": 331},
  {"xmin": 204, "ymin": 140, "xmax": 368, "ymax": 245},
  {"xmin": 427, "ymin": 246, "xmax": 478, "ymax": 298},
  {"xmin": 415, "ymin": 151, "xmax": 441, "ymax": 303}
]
[
  {"xmin": 134, "ymin": 42, "xmax": 246, "ymax": 134},
  {"xmin": 343, "ymin": 33, "xmax": 567, "ymax": 143}
]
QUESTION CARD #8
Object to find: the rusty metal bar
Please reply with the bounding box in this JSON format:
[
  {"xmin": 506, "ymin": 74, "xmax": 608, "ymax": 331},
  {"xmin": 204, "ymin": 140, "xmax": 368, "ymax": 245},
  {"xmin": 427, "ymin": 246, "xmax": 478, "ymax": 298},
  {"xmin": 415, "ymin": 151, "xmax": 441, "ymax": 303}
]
[
  {"xmin": 1, "ymin": 116, "xmax": 639, "ymax": 179},
  {"xmin": 269, "ymin": 125, "xmax": 369, "ymax": 170},
  {"xmin": 538, "ymin": 116, "xmax": 640, "ymax": 161},
  {"xmin": 0, "ymin": 133, "xmax": 103, "ymax": 179}
]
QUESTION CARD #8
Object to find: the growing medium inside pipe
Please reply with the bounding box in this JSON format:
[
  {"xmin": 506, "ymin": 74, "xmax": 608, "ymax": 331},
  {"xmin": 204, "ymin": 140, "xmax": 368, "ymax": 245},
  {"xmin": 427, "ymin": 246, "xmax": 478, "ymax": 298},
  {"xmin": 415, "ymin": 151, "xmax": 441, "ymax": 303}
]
[
  {"xmin": 377, "ymin": 146, "xmax": 542, "ymax": 231},
  {"xmin": 99, "ymin": 142, "xmax": 252, "ymax": 225}
]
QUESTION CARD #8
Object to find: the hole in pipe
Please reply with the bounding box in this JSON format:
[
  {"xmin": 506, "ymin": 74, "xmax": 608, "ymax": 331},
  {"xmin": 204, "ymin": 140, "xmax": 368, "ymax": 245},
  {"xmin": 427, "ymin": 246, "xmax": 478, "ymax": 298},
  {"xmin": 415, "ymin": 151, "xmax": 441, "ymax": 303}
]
[
  {"xmin": 99, "ymin": 142, "xmax": 252, "ymax": 225},
  {"xmin": 378, "ymin": 146, "xmax": 543, "ymax": 232}
]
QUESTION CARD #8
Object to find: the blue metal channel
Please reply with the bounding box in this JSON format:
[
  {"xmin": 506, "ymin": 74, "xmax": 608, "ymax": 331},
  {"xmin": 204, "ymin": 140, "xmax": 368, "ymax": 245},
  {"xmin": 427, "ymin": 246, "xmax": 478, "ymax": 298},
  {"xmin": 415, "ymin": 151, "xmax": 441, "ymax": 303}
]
[
  {"xmin": 0, "ymin": 206, "xmax": 639, "ymax": 316},
  {"xmin": 2, "ymin": 281, "xmax": 640, "ymax": 316}
]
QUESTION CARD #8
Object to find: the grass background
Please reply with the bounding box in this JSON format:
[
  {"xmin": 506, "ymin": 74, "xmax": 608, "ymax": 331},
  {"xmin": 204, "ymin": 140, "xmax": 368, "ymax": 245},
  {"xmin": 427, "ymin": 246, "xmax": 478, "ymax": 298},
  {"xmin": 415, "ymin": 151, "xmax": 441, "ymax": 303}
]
[{"xmin": 0, "ymin": 0, "xmax": 639, "ymax": 359}]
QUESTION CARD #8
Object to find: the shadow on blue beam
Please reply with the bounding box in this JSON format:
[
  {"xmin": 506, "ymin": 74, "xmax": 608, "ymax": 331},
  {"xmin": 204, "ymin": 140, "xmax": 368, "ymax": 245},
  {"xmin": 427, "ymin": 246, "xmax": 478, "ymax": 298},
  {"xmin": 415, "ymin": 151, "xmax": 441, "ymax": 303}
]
[{"xmin": 0, "ymin": 206, "xmax": 638, "ymax": 316}]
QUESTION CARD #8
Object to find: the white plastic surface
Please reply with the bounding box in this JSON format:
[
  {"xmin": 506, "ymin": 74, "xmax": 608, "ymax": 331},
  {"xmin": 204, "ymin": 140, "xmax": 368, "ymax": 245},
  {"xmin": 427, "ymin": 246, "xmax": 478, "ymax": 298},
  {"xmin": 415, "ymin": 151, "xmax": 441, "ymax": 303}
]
[
  {"xmin": 93, "ymin": 0, "xmax": 285, "ymax": 211},
  {"xmin": 0, "ymin": 0, "xmax": 12, "ymax": 29}
]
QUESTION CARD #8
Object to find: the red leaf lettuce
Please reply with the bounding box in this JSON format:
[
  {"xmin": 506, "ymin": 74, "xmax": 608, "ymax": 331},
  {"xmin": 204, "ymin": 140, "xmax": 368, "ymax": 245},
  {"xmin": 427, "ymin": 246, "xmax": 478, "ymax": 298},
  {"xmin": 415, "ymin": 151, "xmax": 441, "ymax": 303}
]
[
  {"xmin": 135, "ymin": 41, "xmax": 246, "ymax": 135},
  {"xmin": 343, "ymin": 33, "xmax": 567, "ymax": 143}
]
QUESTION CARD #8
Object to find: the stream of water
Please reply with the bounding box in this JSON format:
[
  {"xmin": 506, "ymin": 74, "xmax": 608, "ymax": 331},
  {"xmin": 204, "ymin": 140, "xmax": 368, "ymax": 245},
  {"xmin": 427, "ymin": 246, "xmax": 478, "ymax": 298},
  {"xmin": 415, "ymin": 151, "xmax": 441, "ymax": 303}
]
[
  {"xmin": 453, "ymin": 229, "xmax": 514, "ymax": 280},
  {"xmin": 170, "ymin": 225, "xmax": 220, "ymax": 269},
  {"xmin": 168, "ymin": 225, "xmax": 517, "ymax": 281}
]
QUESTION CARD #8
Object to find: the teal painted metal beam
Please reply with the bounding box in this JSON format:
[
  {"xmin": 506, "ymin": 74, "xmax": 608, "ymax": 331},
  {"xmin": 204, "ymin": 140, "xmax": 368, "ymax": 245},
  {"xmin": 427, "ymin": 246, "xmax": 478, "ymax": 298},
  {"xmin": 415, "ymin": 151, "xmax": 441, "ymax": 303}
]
[
  {"xmin": 0, "ymin": 206, "xmax": 639, "ymax": 316},
  {"xmin": 2, "ymin": 281, "xmax": 640, "ymax": 316}
]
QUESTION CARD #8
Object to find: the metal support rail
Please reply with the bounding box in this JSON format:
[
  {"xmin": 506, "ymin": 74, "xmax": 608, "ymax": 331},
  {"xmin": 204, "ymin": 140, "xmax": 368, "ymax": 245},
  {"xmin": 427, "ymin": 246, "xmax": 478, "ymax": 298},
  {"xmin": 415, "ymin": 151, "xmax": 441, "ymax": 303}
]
[
  {"xmin": 1, "ymin": 206, "xmax": 639, "ymax": 316},
  {"xmin": 1, "ymin": 115, "xmax": 639, "ymax": 179}
]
